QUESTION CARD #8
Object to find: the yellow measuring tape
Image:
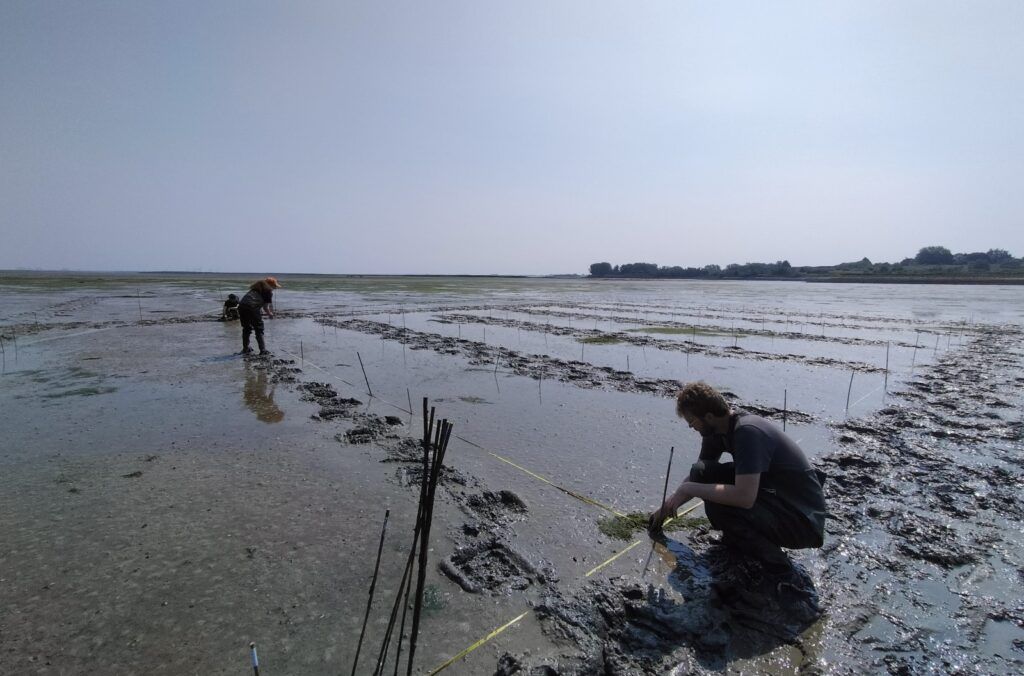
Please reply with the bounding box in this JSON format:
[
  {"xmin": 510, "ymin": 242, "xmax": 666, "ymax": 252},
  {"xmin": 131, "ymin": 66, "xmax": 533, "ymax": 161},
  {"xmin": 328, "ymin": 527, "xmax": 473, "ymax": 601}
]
[{"xmin": 426, "ymin": 610, "xmax": 531, "ymax": 675}]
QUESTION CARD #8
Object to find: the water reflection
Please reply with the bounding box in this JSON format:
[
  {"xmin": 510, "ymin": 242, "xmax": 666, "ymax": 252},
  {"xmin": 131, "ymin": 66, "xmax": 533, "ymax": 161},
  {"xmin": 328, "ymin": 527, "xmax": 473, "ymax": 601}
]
[{"xmin": 243, "ymin": 367, "xmax": 284, "ymax": 424}]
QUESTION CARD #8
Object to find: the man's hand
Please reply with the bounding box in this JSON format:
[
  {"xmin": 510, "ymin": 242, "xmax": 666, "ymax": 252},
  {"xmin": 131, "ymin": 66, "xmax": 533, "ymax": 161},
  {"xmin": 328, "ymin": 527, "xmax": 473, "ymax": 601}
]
[{"xmin": 647, "ymin": 504, "xmax": 676, "ymax": 535}]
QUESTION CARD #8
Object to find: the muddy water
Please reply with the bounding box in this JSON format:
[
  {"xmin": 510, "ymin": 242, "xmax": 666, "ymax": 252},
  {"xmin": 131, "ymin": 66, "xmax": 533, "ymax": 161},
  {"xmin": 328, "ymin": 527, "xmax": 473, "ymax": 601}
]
[{"xmin": 1, "ymin": 274, "xmax": 1022, "ymax": 674}]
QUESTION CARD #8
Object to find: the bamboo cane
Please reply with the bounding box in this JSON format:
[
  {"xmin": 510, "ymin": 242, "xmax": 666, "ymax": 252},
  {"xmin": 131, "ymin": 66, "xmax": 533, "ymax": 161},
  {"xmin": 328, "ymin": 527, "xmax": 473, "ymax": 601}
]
[{"xmin": 352, "ymin": 509, "xmax": 391, "ymax": 675}]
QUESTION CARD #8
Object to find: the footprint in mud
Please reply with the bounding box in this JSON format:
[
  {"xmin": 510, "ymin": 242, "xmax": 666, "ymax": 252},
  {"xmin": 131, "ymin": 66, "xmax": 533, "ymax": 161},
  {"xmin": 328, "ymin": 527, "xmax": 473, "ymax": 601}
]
[{"xmin": 439, "ymin": 539, "xmax": 548, "ymax": 595}]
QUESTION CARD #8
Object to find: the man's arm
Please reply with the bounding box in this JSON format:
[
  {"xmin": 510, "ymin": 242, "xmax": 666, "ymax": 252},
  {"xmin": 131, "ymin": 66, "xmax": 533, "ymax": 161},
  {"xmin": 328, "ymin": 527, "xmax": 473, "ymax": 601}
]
[
  {"xmin": 675, "ymin": 472, "xmax": 760, "ymax": 509},
  {"xmin": 649, "ymin": 473, "xmax": 761, "ymax": 533}
]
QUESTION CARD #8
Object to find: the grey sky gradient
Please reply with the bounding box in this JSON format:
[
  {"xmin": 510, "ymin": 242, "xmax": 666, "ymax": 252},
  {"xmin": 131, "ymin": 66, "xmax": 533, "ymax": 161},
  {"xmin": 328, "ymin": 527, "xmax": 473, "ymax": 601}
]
[{"xmin": 2, "ymin": 1, "xmax": 1022, "ymax": 274}]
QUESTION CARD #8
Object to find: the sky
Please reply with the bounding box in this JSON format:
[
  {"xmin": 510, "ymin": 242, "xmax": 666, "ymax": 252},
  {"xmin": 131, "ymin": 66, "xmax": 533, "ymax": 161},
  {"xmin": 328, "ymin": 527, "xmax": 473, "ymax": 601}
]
[{"xmin": 1, "ymin": 1, "xmax": 1022, "ymax": 275}]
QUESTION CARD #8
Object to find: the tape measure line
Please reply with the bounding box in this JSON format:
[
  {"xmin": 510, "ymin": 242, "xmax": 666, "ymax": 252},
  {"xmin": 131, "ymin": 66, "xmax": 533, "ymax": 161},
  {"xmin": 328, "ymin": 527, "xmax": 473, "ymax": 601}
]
[
  {"xmin": 584, "ymin": 539, "xmax": 645, "ymax": 578},
  {"xmin": 426, "ymin": 611, "xmax": 530, "ymax": 675}
]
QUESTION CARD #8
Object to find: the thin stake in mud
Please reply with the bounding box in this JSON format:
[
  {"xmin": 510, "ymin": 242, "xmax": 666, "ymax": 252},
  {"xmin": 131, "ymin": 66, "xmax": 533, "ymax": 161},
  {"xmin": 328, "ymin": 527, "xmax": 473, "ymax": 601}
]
[
  {"xmin": 845, "ymin": 371, "xmax": 855, "ymax": 418},
  {"xmin": 352, "ymin": 509, "xmax": 390, "ymax": 676},
  {"xmin": 643, "ymin": 446, "xmax": 675, "ymax": 572},
  {"xmin": 357, "ymin": 351, "xmax": 373, "ymax": 397},
  {"xmin": 912, "ymin": 330, "xmax": 920, "ymax": 368},
  {"xmin": 783, "ymin": 389, "xmax": 787, "ymax": 431},
  {"xmin": 300, "ymin": 340, "xmax": 304, "ymax": 365},
  {"xmin": 137, "ymin": 287, "xmax": 142, "ymax": 322},
  {"xmin": 1, "ymin": 336, "xmax": 5, "ymax": 372},
  {"xmin": 407, "ymin": 388, "xmax": 413, "ymax": 417},
  {"xmin": 249, "ymin": 642, "xmax": 260, "ymax": 676},
  {"xmin": 884, "ymin": 341, "xmax": 890, "ymax": 393}
]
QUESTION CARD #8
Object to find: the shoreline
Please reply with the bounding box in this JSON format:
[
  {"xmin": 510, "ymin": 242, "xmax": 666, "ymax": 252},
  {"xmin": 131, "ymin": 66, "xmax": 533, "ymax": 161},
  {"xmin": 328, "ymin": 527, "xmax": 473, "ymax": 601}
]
[{"xmin": 4, "ymin": 269, "xmax": 1024, "ymax": 286}]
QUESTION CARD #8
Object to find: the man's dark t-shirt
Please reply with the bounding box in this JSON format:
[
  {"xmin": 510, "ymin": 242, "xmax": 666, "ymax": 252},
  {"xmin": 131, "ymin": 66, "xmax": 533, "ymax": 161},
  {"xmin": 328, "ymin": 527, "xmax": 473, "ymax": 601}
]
[{"xmin": 698, "ymin": 411, "xmax": 826, "ymax": 543}]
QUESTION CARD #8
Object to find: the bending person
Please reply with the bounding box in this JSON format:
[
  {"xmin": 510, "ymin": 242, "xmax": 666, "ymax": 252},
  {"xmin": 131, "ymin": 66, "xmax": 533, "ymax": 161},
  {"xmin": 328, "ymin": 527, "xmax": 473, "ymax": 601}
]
[
  {"xmin": 649, "ymin": 381, "xmax": 826, "ymax": 579},
  {"xmin": 238, "ymin": 277, "xmax": 281, "ymax": 356},
  {"xmin": 220, "ymin": 293, "xmax": 240, "ymax": 321}
]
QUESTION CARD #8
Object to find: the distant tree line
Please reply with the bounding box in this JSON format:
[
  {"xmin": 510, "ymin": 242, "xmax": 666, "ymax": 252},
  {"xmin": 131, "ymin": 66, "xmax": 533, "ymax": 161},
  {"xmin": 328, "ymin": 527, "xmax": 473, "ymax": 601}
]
[{"xmin": 589, "ymin": 246, "xmax": 1023, "ymax": 279}]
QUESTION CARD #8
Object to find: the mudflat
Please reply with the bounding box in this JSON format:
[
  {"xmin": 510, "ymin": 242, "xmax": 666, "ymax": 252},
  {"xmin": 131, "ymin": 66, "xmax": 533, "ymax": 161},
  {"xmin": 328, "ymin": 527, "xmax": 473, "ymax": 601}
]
[{"xmin": 1, "ymin": 274, "xmax": 1022, "ymax": 674}]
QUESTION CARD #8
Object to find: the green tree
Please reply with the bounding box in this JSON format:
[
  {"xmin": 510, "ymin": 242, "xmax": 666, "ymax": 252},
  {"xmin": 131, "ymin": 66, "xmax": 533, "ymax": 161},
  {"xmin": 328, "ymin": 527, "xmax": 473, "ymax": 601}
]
[
  {"xmin": 915, "ymin": 246, "xmax": 954, "ymax": 265},
  {"xmin": 589, "ymin": 262, "xmax": 613, "ymax": 277}
]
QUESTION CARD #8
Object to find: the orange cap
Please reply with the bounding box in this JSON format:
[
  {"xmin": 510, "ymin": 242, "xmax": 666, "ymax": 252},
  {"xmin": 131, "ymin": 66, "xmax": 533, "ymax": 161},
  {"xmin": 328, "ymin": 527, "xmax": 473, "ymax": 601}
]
[{"xmin": 265, "ymin": 277, "xmax": 281, "ymax": 288}]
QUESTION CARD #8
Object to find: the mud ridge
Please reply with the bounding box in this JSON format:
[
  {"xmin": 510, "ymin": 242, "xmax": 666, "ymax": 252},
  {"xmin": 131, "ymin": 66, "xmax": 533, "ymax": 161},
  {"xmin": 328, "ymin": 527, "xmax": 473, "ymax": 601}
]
[
  {"xmin": 813, "ymin": 325, "xmax": 1024, "ymax": 672},
  {"xmin": 437, "ymin": 313, "xmax": 890, "ymax": 373},
  {"xmin": 315, "ymin": 317, "xmax": 817, "ymax": 424},
  {"xmin": 457, "ymin": 307, "xmax": 923, "ymax": 348}
]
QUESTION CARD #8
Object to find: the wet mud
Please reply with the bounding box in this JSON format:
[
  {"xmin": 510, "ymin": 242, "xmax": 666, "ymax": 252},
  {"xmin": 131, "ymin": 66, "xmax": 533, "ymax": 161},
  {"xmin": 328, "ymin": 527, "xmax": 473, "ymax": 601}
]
[
  {"xmin": 437, "ymin": 313, "xmax": 889, "ymax": 372},
  {"xmin": 812, "ymin": 325, "xmax": 1024, "ymax": 672},
  {"xmin": 461, "ymin": 306, "xmax": 923, "ymax": 349},
  {"xmin": 243, "ymin": 353, "xmax": 302, "ymax": 383},
  {"xmin": 497, "ymin": 535, "xmax": 823, "ymax": 674},
  {"xmin": 316, "ymin": 316, "xmax": 817, "ymax": 424},
  {"xmin": 490, "ymin": 326, "xmax": 1023, "ymax": 674},
  {"xmin": 4, "ymin": 285, "xmax": 1020, "ymax": 674},
  {"xmin": 547, "ymin": 299, "xmax": 964, "ymax": 331},
  {"xmin": 440, "ymin": 540, "xmax": 548, "ymax": 595}
]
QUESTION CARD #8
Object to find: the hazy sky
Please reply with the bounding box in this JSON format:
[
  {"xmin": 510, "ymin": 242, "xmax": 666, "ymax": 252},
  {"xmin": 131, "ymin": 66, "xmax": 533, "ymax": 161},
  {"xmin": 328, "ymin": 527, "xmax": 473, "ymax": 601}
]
[{"xmin": 2, "ymin": 2, "xmax": 1022, "ymax": 274}]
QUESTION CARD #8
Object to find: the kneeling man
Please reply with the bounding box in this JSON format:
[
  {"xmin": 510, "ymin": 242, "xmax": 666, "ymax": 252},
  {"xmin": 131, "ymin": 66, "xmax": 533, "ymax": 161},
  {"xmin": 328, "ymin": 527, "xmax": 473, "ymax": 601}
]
[{"xmin": 649, "ymin": 382, "xmax": 826, "ymax": 578}]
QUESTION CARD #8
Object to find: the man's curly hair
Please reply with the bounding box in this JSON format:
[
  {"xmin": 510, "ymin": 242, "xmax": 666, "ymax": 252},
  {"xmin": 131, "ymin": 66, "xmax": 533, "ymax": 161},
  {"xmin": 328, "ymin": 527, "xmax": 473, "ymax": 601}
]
[{"xmin": 675, "ymin": 381, "xmax": 730, "ymax": 419}]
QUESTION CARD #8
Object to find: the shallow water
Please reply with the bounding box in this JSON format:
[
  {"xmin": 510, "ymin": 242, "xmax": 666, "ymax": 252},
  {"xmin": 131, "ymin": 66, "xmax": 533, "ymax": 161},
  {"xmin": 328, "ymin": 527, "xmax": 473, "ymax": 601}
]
[{"xmin": 1, "ymin": 274, "xmax": 1022, "ymax": 674}]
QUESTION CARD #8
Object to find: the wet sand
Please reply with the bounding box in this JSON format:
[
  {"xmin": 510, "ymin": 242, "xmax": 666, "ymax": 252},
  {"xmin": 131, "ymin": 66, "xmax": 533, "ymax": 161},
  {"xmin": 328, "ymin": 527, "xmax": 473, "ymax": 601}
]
[{"xmin": 1, "ymin": 276, "xmax": 1022, "ymax": 674}]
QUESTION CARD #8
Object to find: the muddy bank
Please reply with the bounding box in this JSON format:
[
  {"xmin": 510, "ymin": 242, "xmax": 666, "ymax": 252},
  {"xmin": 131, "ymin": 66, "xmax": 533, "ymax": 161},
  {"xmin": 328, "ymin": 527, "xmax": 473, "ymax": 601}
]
[
  {"xmin": 811, "ymin": 325, "xmax": 1024, "ymax": 673},
  {"xmin": 316, "ymin": 316, "xmax": 817, "ymax": 424}
]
